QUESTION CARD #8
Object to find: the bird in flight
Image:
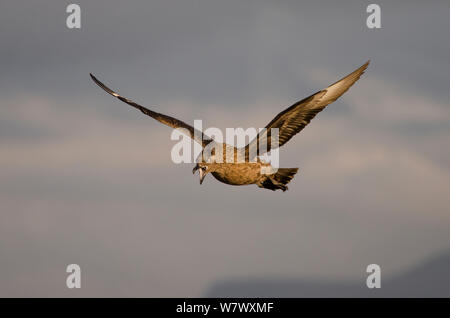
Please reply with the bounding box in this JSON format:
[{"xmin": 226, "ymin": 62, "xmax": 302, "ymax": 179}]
[{"xmin": 90, "ymin": 60, "xmax": 369, "ymax": 191}]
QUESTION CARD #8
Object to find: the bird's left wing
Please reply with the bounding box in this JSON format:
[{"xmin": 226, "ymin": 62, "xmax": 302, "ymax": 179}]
[
  {"xmin": 90, "ymin": 74, "xmax": 213, "ymax": 147},
  {"xmin": 244, "ymin": 61, "xmax": 369, "ymax": 159}
]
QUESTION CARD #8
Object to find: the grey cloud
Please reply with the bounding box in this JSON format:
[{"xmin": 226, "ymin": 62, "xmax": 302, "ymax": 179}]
[{"xmin": 0, "ymin": 0, "xmax": 449, "ymax": 297}]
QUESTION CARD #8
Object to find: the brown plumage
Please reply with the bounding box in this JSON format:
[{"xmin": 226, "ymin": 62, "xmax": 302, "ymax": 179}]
[{"xmin": 90, "ymin": 60, "xmax": 369, "ymax": 191}]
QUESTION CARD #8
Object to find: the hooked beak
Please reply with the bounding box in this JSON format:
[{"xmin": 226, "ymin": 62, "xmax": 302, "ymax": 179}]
[
  {"xmin": 199, "ymin": 168, "xmax": 206, "ymax": 185},
  {"xmin": 193, "ymin": 164, "xmax": 206, "ymax": 185}
]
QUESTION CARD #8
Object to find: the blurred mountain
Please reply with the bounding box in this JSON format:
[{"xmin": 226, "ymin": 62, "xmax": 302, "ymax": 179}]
[{"xmin": 205, "ymin": 250, "xmax": 450, "ymax": 297}]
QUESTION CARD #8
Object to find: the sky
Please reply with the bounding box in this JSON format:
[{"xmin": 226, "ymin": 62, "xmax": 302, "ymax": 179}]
[{"xmin": 0, "ymin": 0, "xmax": 449, "ymax": 297}]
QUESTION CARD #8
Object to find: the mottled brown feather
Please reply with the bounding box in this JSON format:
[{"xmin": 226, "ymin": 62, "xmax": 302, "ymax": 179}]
[
  {"xmin": 90, "ymin": 73, "xmax": 213, "ymax": 147},
  {"xmin": 245, "ymin": 61, "xmax": 369, "ymax": 159}
]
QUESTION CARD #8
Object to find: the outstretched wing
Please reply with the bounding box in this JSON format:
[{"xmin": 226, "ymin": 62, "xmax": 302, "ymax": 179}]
[
  {"xmin": 245, "ymin": 61, "xmax": 369, "ymax": 159},
  {"xmin": 90, "ymin": 74, "xmax": 213, "ymax": 147}
]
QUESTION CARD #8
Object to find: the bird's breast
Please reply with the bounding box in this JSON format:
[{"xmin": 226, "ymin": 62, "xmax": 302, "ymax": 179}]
[{"xmin": 211, "ymin": 163, "xmax": 268, "ymax": 185}]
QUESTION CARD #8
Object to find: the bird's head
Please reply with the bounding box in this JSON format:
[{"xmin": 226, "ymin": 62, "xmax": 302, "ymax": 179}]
[{"xmin": 192, "ymin": 163, "xmax": 212, "ymax": 185}]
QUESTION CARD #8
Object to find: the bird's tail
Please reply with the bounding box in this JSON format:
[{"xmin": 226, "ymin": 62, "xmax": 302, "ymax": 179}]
[{"xmin": 259, "ymin": 168, "xmax": 299, "ymax": 192}]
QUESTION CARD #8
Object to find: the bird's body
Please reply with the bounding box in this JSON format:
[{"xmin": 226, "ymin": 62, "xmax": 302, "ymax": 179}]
[
  {"xmin": 211, "ymin": 164, "xmax": 298, "ymax": 191},
  {"xmin": 211, "ymin": 163, "xmax": 266, "ymax": 186},
  {"xmin": 194, "ymin": 142, "xmax": 297, "ymax": 190},
  {"xmin": 90, "ymin": 60, "xmax": 369, "ymax": 191}
]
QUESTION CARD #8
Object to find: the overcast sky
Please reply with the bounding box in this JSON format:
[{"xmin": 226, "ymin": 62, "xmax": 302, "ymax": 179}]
[{"xmin": 1, "ymin": 0, "xmax": 449, "ymax": 296}]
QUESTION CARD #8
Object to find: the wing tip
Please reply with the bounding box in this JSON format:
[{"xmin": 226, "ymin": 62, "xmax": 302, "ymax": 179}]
[
  {"xmin": 89, "ymin": 72, "xmax": 102, "ymax": 87},
  {"xmin": 347, "ymin": 59, "xmax": 371, "ymax": 82},
  {"xmin": 89, "ymin": 73, "xmax": 120, "ymax": 97},
  {"xmin": 360, "ymin": 59, "xmax": 370, "ymax": 73},
  {"xmin": 358, "ymin": 59, "xmax": 370, "ymax": 78}
]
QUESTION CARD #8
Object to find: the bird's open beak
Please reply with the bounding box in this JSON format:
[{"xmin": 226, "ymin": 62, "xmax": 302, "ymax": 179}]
[
  {"xmin": 199, "ymin": 168, "xmax": 206, "ymax": 185},
  {"xmin": 192, "ymin": 164, "xmax": 206, "ymax": 184}
]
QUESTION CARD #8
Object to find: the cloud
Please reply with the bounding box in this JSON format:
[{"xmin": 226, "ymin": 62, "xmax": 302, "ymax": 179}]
[{"xmin": 1, "ymin": 0, "xmax": 450, "ymax": 297}]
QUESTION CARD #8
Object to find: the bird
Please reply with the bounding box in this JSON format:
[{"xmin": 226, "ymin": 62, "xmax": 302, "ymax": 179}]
[{"xmin": 90, "ymin": 60, "xmax": 369, "ymax": 191}]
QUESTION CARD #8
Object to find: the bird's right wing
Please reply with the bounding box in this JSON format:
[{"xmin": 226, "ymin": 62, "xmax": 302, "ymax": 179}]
[
  {"xmin": 244, "ymin": 61, "xmax": 369, "ymax": 160},
  {"xmin": 90, "ymin": 74, "xmax": 213, "ymax": 147}
]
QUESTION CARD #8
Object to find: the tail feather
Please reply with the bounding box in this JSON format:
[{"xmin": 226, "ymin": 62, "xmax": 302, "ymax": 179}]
[{"xmin": 259, "ymin": 168, "xmax": 299, "ymax": 191}]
